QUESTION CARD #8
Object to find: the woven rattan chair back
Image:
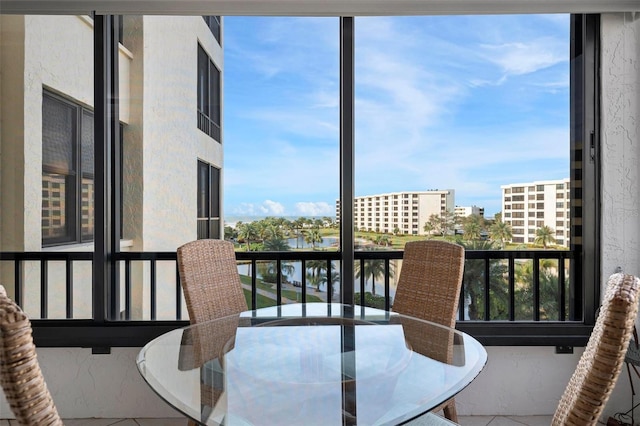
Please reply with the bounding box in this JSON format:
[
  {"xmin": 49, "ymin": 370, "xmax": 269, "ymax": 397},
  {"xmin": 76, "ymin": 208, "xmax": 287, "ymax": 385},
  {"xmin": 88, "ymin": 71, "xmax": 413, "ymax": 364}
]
[
  {"xmin": 177, "ymin": 239, "xmax": 248, "ymax": 325},
  {"xmin": 0, "ymin": 286, "xmax": 63, "ymax": 426},
  {"xmin": 393, "ymin": 240, "xmax": 465, "ymax": 328},
  {"xmin": 552, "ymin": 272, "xmax": 640, "ymax": 426},
  {"xmin": 392, "ymin": 240, "xmax": 465, "ymax": 423}
]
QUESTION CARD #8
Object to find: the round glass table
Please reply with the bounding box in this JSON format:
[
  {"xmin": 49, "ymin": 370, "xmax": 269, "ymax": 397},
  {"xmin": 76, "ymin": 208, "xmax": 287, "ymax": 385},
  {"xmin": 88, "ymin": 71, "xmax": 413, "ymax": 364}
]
[{"xmin": 137, "ymin": 303, "xmax": 487, "ymax": 425}]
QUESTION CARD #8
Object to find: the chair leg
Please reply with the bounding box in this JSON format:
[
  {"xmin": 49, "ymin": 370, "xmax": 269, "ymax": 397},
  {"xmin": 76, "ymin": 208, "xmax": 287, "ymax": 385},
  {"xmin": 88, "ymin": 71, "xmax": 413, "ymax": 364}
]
[{"xmin": 443, "ymin": 398, "xmax": 458, "ymax": 422}]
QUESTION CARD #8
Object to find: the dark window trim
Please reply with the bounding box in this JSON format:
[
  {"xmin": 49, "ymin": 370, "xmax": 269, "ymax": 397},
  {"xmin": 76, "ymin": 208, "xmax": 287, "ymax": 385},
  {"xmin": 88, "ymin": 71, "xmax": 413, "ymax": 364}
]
[
  {"xmin": 197, "ymin": 159, "xmax": 221, "ymax": 239},
  {"xmin": 203, "ymin": 15, "xmax": 222, "ymax": 45},
  {"xmin": 197, "ymin": 43, "xmax": 221, "ymax": 141},
  {"xmin": 42, "ymin": 90, "xmax": 95, "ymax": 246},
  {"xmin": 24, "ymin": 13, "xmax": 599, "ymax": 349}
]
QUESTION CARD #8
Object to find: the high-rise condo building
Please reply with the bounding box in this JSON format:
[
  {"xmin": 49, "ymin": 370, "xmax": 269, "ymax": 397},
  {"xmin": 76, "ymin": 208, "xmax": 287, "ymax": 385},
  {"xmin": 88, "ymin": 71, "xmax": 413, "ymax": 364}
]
[
  {"xmin": 0, "ymin": 15, "xmax": 223, "ymax": 319},
  {"xmin": 501, "ymin": 178, "xmax": 570, "ymax": 248},
  {"xmin": 336, "ymin": 190, "xmax": 455, "ymax": 235}
]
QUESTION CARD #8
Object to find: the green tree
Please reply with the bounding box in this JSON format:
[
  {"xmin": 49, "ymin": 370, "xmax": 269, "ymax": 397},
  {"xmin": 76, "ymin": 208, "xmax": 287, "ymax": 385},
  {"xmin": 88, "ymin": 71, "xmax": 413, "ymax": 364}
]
[
  {"xmin": 373, "ymin": 235, "xmax": 392, "ymax": 247},
  {"xmin": 304, "ymin": 227, "xmax": 323, "ymax": 249},
  {"xmin": 263, "ymin": 237, "xmax": 290, "ymax": 251},
  {"xmin": 292, "ymin": 217, "xmax": 307, "ymax": 249},
  {"xmin": 426, "ymin": 211, "xmax": 456, "ymax": 238},
  {"xmin": 462, "ymin": 214, "xmax": 485, "ymax": 241},
  {"xmin": 457, "ymin": 239, "xmax": 509, "ymax": 320},
  {"xmin": 237, "ymin": 222, "xmax": 259, "ymax": 251},
  {"xmin": 490, "ymin": 219, "xmax": 512, "ymax": 249},
  {"xmin": 535, "ymin": 225, "xmax": 556, "ymax": 249},
  {"xmin": 224, "ymin": 225, "xmax": 237, "ymax": 241},
  {"xmin": 354, "ymin": 259, "xmax": 394, "ymax": 296},
  {"xmin": 423, "ymin": 220, "xmax": 435, "ymax": 238},
  {"xmin": 306, "ymin": 259, "xmax": 326, "ymax": 291},
  {"xmin": 514, "ymin": 258, "xmax": 562, "ymax": 320}
]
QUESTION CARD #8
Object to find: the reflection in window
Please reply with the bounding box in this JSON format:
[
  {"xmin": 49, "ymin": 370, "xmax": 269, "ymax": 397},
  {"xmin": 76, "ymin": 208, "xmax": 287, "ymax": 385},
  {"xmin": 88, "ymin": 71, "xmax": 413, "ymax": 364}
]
[
  {"xmin": 197, "ymin": 160, "xmax": 221, "ymax": 239},
  {"xmin": 42, "ymin": 91, "xmax": 94, "ymax": 245}
]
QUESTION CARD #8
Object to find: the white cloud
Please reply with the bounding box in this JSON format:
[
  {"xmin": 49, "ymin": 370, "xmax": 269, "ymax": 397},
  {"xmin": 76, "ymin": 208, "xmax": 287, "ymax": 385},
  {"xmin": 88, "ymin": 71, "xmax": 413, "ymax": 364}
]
[
  {"xmin": 480, "ymin": 38, "xmax": 566, "ymax": 76},
  {"xmin": 233, "ymin": 203, "xmax": 258, "ymax": 215},
  {"xmin": 233, "ymin": 200, "xmax": 286, "ymax": 216},
  {"xmin": 260, "ymin": 200, "xmax": 286, "ymax": 215},
  {"xmin": 295, "ymin": 202, "xmax": 334, "ymax": 216}
]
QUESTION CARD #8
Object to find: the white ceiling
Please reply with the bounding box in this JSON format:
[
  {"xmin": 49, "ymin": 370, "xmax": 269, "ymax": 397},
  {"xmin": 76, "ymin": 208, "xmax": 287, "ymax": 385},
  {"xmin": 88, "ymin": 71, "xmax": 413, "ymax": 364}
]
[{"xmin": 1, "ymin": 0, "xmax": 639, "ymax": 15}]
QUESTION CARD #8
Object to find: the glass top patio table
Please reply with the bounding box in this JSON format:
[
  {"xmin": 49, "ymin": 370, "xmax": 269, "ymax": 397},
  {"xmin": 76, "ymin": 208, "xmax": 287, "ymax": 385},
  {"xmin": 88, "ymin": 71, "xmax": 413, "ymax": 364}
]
[{"xmin": 136, "ymin": 303, "xmax": 487, "ymax": 426}]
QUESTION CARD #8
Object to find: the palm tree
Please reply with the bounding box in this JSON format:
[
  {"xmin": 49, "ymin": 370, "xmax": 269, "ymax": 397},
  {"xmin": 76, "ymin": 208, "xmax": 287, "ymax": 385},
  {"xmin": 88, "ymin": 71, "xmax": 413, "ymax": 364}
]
[
  {"xmin": 463, "ymin": 220, "xmax": 481, "ymax": 241},
  {"xmin": 490, "ymin": 219, "xmax": 512, "ymax": 249},
  {"xmin": 462, "ymin": 214, "xmax": 485, "ymax": 241},
  {"xmin": 263, "ymin": 237, "xmax": 290, "ymax": 251},
  {"xmin": 304, "ymin": 227, "xmax": 323, "ymax": 249},
  {"xmin": 292, "ymin": 217, "xmax": 306, "ymax": 249},
  {"xmin": 237, "ymin": 222, "xmax": 259, "ymax": 251},
  {"xmin": 306, "ymin": 259, "xmax": 327, "ymax": 291},
  {"xmin": 457, "ymin": 240, "xmax": 509, "ymax": 320},
  {"xmin": 535, "ymin": 226, "xmax": 556, "ymax": 249},
  {"xmin": 354, "ymin": 259, "xmax": 394, "ymax": 296},
  {"xmin": 514, "ymin": 258, "xmax": 560, "ymax": 320}
]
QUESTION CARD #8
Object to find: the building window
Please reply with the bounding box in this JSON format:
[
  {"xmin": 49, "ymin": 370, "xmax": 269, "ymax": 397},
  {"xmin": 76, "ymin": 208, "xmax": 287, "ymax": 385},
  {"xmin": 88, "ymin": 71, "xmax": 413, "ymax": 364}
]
[
  {"xmin": 197, "ymin": 44, "xmax": 221, "ymax": 141},
  {"xmin": 42, "ymin": 91, "xmax": 94, "ymax": 246},
  {"xmin": 203, "ymin": 16, "xmax": 221, "ymax": 44},
  {"xmin": 197, "ymin": 160, "xmax": 221, "ymax": 239}
]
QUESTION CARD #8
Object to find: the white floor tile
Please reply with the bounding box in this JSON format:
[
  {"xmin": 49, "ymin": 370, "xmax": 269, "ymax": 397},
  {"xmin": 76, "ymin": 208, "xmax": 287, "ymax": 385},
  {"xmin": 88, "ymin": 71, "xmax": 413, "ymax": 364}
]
[
  {"xmin": 488, "ymin": 416, "xmax": 553, "ymax": 426},
  {"xmin": 134, "ymin": 418, "xmax": 186, "ymax": 426},
  {"xmin": 505, "ymin": 415, "xmax": 553, "ymax": 426},
  {"xmin": 458, "ymin": 415, "xmax": 496, "ymax": 426}
]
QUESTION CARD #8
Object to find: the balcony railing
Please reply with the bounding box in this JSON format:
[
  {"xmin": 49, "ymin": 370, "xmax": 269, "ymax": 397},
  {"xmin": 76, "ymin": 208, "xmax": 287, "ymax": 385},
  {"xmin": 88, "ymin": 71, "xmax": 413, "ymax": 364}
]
[{"xmin": 0, "ymin": 248, "xmax": 592, "ymax": 348}]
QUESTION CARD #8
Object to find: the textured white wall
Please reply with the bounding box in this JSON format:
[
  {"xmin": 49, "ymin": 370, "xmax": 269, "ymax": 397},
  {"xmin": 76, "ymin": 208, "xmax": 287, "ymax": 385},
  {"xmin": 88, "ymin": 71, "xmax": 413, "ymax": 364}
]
[{"xmin": 600, "ymin": 12, "xmax": 640, "ymax": 281}]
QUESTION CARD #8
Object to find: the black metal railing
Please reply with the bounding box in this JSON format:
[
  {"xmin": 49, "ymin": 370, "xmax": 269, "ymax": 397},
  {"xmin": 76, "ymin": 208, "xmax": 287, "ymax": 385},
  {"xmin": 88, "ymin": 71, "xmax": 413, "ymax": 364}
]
[{"xmin": 0, "ymin": 248, "xmax": 590, "ymax": 347}]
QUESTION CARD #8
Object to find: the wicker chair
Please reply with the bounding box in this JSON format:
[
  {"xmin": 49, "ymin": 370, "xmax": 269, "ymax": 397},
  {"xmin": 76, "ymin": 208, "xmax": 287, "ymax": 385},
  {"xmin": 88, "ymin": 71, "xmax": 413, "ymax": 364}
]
[
  {"xmin": 552, "ymin": 272, "xmax": 640, "ymax": 425},
  {"xmin": 177, "ymin": 239, "xmax": 248, "ymax": 325},
  {"xmin": 177, "ymin": 239, "xmax": 248, "ymax": 425},
  {"xmin": 0, "ymin": 285, "xmax": 63, "ymax": 426},
  {"xmin": 393, "ymin": 240, "xmax": 465, "ymax": 423}
]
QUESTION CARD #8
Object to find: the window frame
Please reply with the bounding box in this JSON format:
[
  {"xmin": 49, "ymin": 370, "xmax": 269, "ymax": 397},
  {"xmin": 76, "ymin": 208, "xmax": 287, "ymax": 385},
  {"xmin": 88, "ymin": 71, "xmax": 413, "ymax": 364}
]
[
  {"xmin": 203, "ymin": 15, "xmax": 222, "ymax": 44},
  {"xmin": 19, "ymin": 13, "xmax": 600, "ymax": 348},
  {"xmin": 42, "ymin": 90, "xmax": 95, "ymax": 247},
  {"xmin": 197, "ymin": 43, "xmax": 222, "ymax": 141},
  {"xmin": 197, "ymin": 160, "xmax": 221, "ymax": 239}
]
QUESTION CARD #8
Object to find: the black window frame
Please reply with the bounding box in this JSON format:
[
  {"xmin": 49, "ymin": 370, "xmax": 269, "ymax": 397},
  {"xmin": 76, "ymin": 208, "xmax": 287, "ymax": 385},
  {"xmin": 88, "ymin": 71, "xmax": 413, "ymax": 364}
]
[
  {"xmin": 19, "ymin": 13, "xmax": 600, "ymax": 349},
  {"xmin": 42, "ymin": 90, "xmax": 95, "ymax": 246},
  {"xmin": 197, "ymin": 43, "xmax": 221, "ymax": 141},
  {"xmin": 203, "ymin": 16, "xmax": 221, "ymax": 44},
  {"xmin": 197, "ymin": 160, "xmax": 221, "ymax": 239}
]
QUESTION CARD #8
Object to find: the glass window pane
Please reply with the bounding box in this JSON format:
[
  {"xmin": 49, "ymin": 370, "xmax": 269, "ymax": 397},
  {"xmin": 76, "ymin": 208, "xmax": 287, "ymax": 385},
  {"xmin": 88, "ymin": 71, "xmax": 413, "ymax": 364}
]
[
  {"xmin": 197, "ymin": 160, "xmax": 210, "ymax": 218},
  {"xmin": 81, "ymin": 110, "xmax": 94, "ymax": 175},
  {"xmin": 224, "ymin": 17, "xmax": 339, "ymax": 239},
  {"xmin": 43, "ymin": 94, "xmax": 75, "ymax": 171}
]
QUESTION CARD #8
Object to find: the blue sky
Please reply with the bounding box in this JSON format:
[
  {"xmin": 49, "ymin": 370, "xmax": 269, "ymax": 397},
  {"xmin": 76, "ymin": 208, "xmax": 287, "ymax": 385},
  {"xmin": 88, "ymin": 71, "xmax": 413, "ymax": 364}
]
[{"xmin": 223, "ymin": 15, "xmax": 569, "ymax": 218}]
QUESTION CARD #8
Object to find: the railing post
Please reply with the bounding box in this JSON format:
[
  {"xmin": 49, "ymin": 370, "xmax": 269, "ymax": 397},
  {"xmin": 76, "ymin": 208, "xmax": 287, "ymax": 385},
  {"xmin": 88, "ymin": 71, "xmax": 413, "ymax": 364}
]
[
  {"xmin": 94, "ymin": 14, "xmax": 121, "ymax": 325},
  {"xmin": 340, "ymin": 17, "xmax": 355, "ymax": 306}
]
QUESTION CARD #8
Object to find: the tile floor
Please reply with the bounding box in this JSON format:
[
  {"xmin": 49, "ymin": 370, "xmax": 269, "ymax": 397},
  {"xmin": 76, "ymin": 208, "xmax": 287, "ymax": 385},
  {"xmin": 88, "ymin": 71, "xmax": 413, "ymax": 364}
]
[{"xmin": 0, "ymin": 416, "xmax": 557, "ymax": 425}]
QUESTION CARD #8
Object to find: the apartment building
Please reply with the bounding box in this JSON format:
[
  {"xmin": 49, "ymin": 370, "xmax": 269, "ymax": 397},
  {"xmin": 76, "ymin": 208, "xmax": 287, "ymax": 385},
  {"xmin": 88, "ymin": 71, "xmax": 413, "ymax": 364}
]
[
  {"xmin": 501, "ymin": 178, "xmax": 571, "ymax": 248},
  {"xmin": 0, "ymin": 15, "xmax": 223, "ymax": 318},
  {"xmin": 455, "ymin": 205, "xmax": 485, "ymax": 219},
  {"xmin": 337, "ymin": 190, "xmax": 455, "ymax": 235}
]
